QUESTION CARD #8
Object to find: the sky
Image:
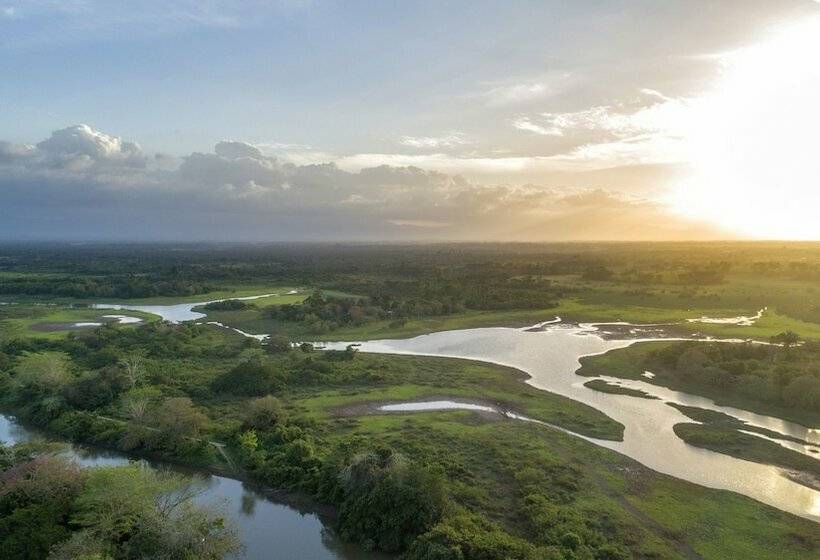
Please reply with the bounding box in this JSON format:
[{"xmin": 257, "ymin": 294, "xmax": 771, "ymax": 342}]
[{"xmin": 1, "ymin": 0, "xmax": 819, "ymax": 241}]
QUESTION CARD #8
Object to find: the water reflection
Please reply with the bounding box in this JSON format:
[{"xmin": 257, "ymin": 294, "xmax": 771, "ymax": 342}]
[
  {"xmin": 325, "ymin": 322, "xmax": 820, "ymax": 522},
  {"xmin": 93, "ymin": 293, "xmax": 283, "ymax": 323},
  {"xmin": 0, "ymin": 414, "xmax": 383, "ymax": 560}
]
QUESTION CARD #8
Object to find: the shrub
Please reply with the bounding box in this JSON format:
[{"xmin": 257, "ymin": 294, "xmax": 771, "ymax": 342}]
[
  {"xmin": 243, "ymin": 395, "xmax": 285, "ymax": 430},
  {"xmin": 212, "ymin": 359, "xmax": 282, "ymax": 396},
  {"xmin": 337, "ymin": 449, "xmax": 447, "ymax": 552}
]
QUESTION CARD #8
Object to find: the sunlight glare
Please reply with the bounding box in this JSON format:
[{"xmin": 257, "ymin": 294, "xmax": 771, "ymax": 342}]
[{"xmin": 668, "ymin": 15, "xmax": 820, "ymax": 239}]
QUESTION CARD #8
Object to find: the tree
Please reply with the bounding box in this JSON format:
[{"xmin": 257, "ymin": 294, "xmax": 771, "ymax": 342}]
[
  {"xmin": 63, "ymin": 367, "xmax": 130, "ymax": 411},
  {"xmin": 581, "ymin": 265, "xmax": 614, "ymax": 281},
  {"xmin": 212, "ymin": 359, "xmax": 282, "ymax": 396},
  {"xmin": 771, "ymin": 331, "xmax": 800, "ymax": 349},
  {"xmin": 675, "ymin": 346, "xmax": 709, "ymax": 374},
  {"xmin": 0, "ymin": 455, "xmax": 86, "ymax": 560},
  {"xmin": 151, "ymin": 397, "xmax": 207, "ymax": 448},
  {"xmin": 238, "ymin": 430, "xmax": 262, "ymax": 468},
  {"xmin": 118, "ymin": 352, "xmax": 145, "ymax": 387},
  {"xmin": 11, "ymin": 352, "xmax": 73, "ymax": 422},
  {"xmin": 60, "ymin": 464, "xmax": 240, "ymax": 560},
  {"xmin": 243, "ymin": 395, "xmax": 285, "ymax": 430},
  {"xmin": 120, "ymin": 397, "xmax": 151, "ymax": 451},
  {"xmin": 266, "ymin": 334, "xmax": 292, "ymax": 353},
  {"xmin": 338, "ymin": 449, "xmax": 447, "ymax": 552},
  {"xmin": 782, "ymin": 375, "xmax": 820, "ymax": 409}
]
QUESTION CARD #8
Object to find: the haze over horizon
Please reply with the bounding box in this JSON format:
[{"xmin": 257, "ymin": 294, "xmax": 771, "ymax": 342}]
[{"xmin": 2, "ymin": 1, "xmax": 819, "ymax": 241}]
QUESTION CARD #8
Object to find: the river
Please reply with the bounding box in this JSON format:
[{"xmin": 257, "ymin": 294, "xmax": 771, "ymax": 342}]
[
  {"xmin": 92, "ymin": 292, "xmax": 293, "ymax": 324},
  {"xmin": 0, "ymin": 414, "xmax": 381, "ymax": 560},
  {"xmin": 323, "ymin": 321, "xmax": 820, "ymax": 522},
  {"xmin": 27, "ymin": 297, "xmax": 820, "ymax": 523}
]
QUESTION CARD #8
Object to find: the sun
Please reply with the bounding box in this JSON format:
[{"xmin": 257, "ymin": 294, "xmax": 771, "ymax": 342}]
[{"xmin": 667, "ymin": 14, "xmax": 820, "ymax": 240}]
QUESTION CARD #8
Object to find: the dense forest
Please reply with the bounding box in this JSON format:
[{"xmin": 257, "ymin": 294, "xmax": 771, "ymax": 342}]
[{"xmin": 1, "ymin": 242, "xmax": 819, "ymax": 297}]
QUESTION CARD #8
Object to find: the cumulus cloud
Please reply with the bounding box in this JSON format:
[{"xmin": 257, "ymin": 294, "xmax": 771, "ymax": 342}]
[
  {"xmin": 0, "ymin": 124, "xmax": 726, "ymax": 241},
  {"xmin": 35, "ymin": 124, "xmax": 146, "ymax": 170},
  {"xmin": 0, "ymin": 141, "xmax": 36, "ymax": 163}
]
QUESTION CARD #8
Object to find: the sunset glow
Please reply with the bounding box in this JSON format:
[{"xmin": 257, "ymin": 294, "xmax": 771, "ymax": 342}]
[
  {"xmin": 669, "ymin": 15, "xmax": 820, "ymax": 239},
  {"xmin": 2, "ymin": 2, "xmax": 819, "ymax": 241}
]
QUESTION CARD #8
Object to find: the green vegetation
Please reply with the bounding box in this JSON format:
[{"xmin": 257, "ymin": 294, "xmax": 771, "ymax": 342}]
[
  {"xmin": 0, "ymin": 271, "xmax": 216, "ymax": 299},
  {"xmin": 2, "ymin": 242, "xmax": 820, "ymax": 558},
  {"xmin": 201, "ymin": 298, "xmax": 256, "ymax": 311},
  {"xmin": 664, "ymin": 403, "xmax": 819, "ymax": 481},
  {"xmin": 0, "ymin": 442, "xmax": 239, "ymax": 559},
  {"xmin": 583, "ymin": 379, "xmax": 658, "ymax": 399},
  {"xmin": 0, "ymin": 304, "xmax": 154, "ymax": 340},
  {"xmin": 202, "ymin": 304, "xmax": 564, "ymax": 342},
  {"xmin": 667, "ymin": 403, "xmax": 809, "ymax": 444},
  {"xmin": 0, "ymin": 319, "xmax": 818, "ymax": 559},
  {"xmin": 672, "ymin": 424, "xmax": 820, "ymax": 480},
  {"xmin": 3, "ymin": 242, "xmax": 820, "ymax": 341},
  {"xmin": 578, "ymin": 340, "xmax": 820, "ymax": 427}
]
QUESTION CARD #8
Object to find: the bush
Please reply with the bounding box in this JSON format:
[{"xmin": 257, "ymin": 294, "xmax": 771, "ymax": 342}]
[
  {"xmin": 243, "ymin": 395, "xmax": 285, "ymax": 430},
  {"xmin": 266, "ymin": 334, "xmax": 292, "ymax": 354},
  {"xmin": 782, "ymin": 375, "xmax": 820, "ymax": 409},
  {"xmin": 202, "ymin": 299, "xmax": 253, "ymax": 311},
  {"xmin": 404, "ymin": 513, "xmax": 545, "ymax": 560},
  {"xmin": 212, "ymin": 359, "xmax": 282, "ymax": 396},
  {"xmin": 63, "ymin": 367, "xmax": 130, "ymax": 411},
  {"xmin": 337, "ymin": 449, "xmax": 447, "ymax": 552}
]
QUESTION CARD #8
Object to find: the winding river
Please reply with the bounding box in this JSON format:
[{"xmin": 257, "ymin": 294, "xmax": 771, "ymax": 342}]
[
  {"xmin": 322, "ymin": 321, "xmax": 820, "ymax": 522},
  {"xmin": 92, "ymin": 292, "xmax": 293, "ymax": 323},
  {"xmin": 0, "ymin": 415, "xmax": 380, "ymax": 560},
  {"xmin": 21, "ymin": 296, "xmax": 820, "ymax": 525}
]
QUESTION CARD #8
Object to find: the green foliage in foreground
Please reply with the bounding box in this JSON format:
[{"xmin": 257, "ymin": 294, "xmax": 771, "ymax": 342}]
[
  {"xmin": 578, "ymin": 340, "xmax": 820, "ymax": 427},
  {"xmin": 1, "ymin": 322, "xmax": 818, "ymax": 559},
  {"xmin": 0, "ymin": 444, "xmax": 240, "ymax": 559}
]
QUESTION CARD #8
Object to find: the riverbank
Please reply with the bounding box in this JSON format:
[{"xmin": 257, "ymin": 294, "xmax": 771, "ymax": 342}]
[
  {"xmin": 324, "ymin": 322, "xmax": 820, "ymax": 524},
  {"xmin": 0, "ymin": 413, "xmax": 383, "ymax": 560},
  {"xmin": 576, "ymin": 340, "xmax": 820, "ymax": 428},
  {"xmin": 672, "ymin": 423, "xmax": 820, "ymax": 488}
]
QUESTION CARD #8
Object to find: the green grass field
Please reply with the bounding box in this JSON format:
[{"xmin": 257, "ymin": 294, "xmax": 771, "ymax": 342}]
[
  {"xmin": 198, "ymin": 351, "xmax": 819, "ymax": 560},
  {"xmin": 673, "ymin": 423, "xmax": 820, "ymax": 479},
  {"xmin": 0, "ymin": 305, "xmax": 156, "ymax": 340}
]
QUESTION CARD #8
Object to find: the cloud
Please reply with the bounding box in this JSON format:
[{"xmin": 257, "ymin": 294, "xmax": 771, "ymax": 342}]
[
  {"xmin": 214, "ymin": 140, "xmax": 264, "ymax": 159},
  {"xmin": 511, "ymin": 118, "xmax": 562, "ymax": 137},
  {"xmin": 0, "ymin": 141, "xmax": 36, "ymax": 163},
  {"xmin": 0, "ymin": 1, "xmax": 315, "ymax": 50},
  {"xmin": 399, "ymin": 133, "xmax": 469, "ymax": 149},
  {"xmin": 483, "ymin": 83, "xmax": 551, "ymax": 106},
  {"xmin": 511, "ymin": 93, "xmax": 691, "ymax": 167},
  {"xmin": 0, "ymin": 124, "xmax": 726, "ymax": 241},
  {"xmin": 34, "ymin": 124, "xmax": 147, "ymax": 171}
]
